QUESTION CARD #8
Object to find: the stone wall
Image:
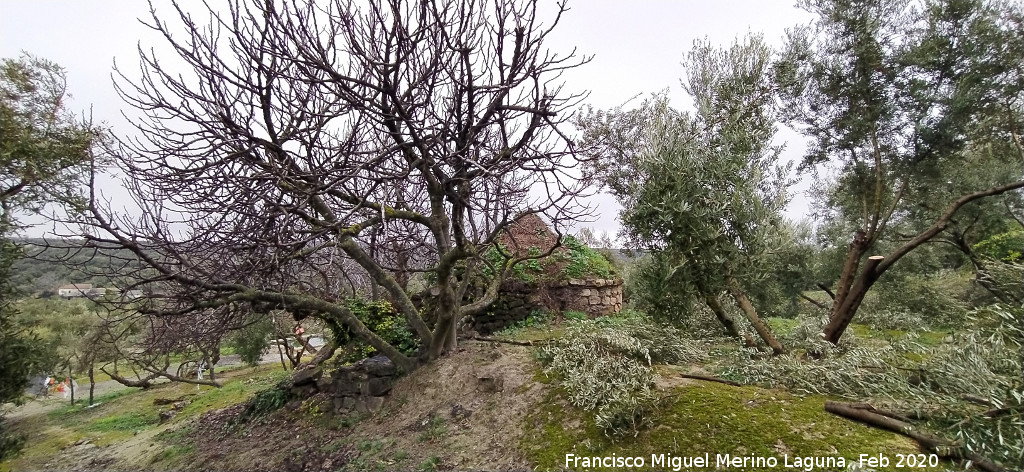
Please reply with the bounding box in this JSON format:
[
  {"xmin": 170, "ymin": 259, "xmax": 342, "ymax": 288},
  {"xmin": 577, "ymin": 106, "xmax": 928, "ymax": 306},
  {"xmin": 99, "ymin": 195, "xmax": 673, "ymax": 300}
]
[
  {"xmin": 291, "ymin": 355, "xmax": 400, "ymax": 414},
  {"xmin": 470, "ymin": 278, "xmax": 623, "ymax": 335},
  {"xmin": 546, "ymin": 278, "xmax": 624, "ymax": 316}
]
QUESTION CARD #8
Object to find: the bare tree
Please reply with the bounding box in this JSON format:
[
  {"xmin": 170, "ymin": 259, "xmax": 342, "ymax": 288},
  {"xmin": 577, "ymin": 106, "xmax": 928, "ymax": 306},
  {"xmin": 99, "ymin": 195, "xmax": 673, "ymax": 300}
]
[{"xmin": 66, "ymin": 0, "xmax": 592, "ymax": 373}]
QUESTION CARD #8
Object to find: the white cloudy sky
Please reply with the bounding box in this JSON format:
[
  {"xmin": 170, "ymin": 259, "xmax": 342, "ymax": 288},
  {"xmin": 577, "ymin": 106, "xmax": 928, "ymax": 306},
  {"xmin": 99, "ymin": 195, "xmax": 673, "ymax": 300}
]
[{"xmin": 1, "ymin": 0, "xmax": 816, "ymax": 239}]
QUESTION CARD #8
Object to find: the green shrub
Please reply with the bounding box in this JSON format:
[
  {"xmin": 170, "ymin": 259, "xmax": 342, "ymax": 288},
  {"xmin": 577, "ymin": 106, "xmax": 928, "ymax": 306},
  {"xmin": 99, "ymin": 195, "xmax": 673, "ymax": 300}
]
[
  {"xmin": 869, "ymin": 270, "xmax": 971, "ymax": 327},
  {"xmin": 973, "ymin": 230, "xmax": 1024, "ymax": 263},
  {"xmin": 557, "ymin": 235, "xmax": 615, "ymax": 280},
  {"xmin": 335, "ymin": 298, "xmax": 419, "ymax": 362},
  {"xmin": 229, "ymin": 318, "xmax": 273, "ymax": 366},
  {"xmin": 974, "ymin": 259, "xmax": 1023, "ymax": 304},
  {"xmin": 536, "ymin": 315, "xmax": 707, "ymax": 436},
  {"xmin": 624, "ymin": 252, "xmax": 698, "ymax": 324},
  {"xmin": 235, "ymin": 383, "xmax": 294, "ymax": 423},
  {"xmin": 854, "ymin": 307, "xmax": 933, "ymax": 332},
  {"xmin": 562, "ymin": 310, "xmax": 588, "ymax": 321},
  {"xmin": 493, "ymin": 310, "xmax": 551, "ymax": 337}
]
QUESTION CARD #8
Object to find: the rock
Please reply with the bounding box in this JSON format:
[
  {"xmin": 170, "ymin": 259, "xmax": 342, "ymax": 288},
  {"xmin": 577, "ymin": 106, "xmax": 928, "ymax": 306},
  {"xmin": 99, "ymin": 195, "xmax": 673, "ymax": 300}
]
[
  {"xmin": 355, "ymin": 396, "xmax": 385, "ymax": 413},
  {"xmin": 334, "ymin": 396, "xmax": 357, "ymax": 413},
  {"xmin": 158, "ymin": 410, "xmax": 177, "ymax": 423},
  {"xmin": 64, "ymin": 438, "xmax": 92, "ymax": 449},
  {"xmin": 361, "ymin": 355, "xmax": 396, "ymax": 377},
  {"xmin": 291, "ymin": 366, "xmax": 323, "ymax": 386},
  {"xmin": 316, "ymin": 377, "xmax": 333, "ymax": 393},
  {"xmin": 153, "ymin": 398, "xmax": 176, "ymax": 406},
  {"xmin": 332, "ymin": 378, "xmax": 362, "ymax": 396},
  {"xmin": 579, "ymin": 288, "xmax": 591, "ymax": 297},
  {"xmin": 361, "ymin": 377, "xmax": 394, "ymax": 397},
  {"xmin": 171, "ymin": 400, "xmax": 191, "ymax": 410},
  {"xmin": 450, "ymin": 404, "xmax": 472, "ymax": 420},
  {"xmin": 568, "ymin": 279, "xmax": 584, "ymax": 286},
  {"xmin": 291, "ymin": 384, "xmax": 317, "ymax": 398},
  {"xmin": 589, "ymin": 296, "xmax": 601, "ymax": 305}
]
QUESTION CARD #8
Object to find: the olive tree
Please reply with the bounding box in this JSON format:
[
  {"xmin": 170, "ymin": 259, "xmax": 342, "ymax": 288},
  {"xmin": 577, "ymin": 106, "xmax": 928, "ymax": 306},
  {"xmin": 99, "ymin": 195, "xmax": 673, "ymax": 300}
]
[
  {"xmin": 65, "ymin": 0, "xmax": 591, "ymax": 373},
  {"xmin": 776, "ymin": 0, "xmax": 1024, "ymax": 343},
  {"xmin": 580, "ymin": 36, "xmax": 788, "ymax": 354},
  {"xmin": 1, "ymin": 53, "xmax": 101, "ymax": 460}
]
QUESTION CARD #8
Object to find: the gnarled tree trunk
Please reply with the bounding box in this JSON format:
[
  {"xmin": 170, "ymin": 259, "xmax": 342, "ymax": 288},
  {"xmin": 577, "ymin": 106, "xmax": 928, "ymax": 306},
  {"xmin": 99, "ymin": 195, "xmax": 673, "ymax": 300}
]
[{"xmin": 726, "ymin": 276, "xmax": 785, "ymax": 355}]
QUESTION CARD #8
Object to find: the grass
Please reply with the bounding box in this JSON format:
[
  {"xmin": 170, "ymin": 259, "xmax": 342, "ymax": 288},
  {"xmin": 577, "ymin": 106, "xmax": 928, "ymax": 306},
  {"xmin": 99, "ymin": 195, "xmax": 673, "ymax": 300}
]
[
  {"xmin": 523, "ymin": 381, "xmax": 947, "ymax": 472},
  {"xmin": 2, "ymin": 363, "xmax": 291, "ymax": 472},
  {"xmin": 418, "ymin": 455, "xmax": 442, "ymax": 472},
  {"xmin": 417, "ymin": 416, "xmax": 448, "ymax": 443},
  {"xmin": 85, "ymin": 411, "xmax": 159, "ymax": 432},
  {"xmin": 149, "ymin": 444, "xmax": 195, "ymax": 466}
]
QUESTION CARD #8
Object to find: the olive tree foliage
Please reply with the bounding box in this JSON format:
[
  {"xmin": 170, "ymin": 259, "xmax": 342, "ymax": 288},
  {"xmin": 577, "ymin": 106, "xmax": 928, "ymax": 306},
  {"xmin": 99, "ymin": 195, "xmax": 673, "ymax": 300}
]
[
  {"xmin": 1, "ymin": 53, "xmax": 101, "ymax": 460},
  {"xmin": 1, "ymin": 54, "xmax": 99, "ymax": 221},
  {"xmin": 64, "ymin": 0, "xmax": 591, "ymax": 373},
  {"xmin": 579, "ymin": 36, "xmax": 789, "ymax": 354},
  {"xmin": 775, "ymin": 0, "xmax": 1024, "ymax": 343}
]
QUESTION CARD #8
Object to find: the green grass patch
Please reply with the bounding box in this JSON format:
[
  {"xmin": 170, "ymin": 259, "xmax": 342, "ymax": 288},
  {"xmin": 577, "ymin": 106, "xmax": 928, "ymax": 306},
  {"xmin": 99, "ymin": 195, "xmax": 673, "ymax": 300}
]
[
  {"xmin": 417, "ymin": 416, "xmax": 448, "ymax": 443},
  {"xmin": 85, "ymin": 411, "xmax": 160, "ymax": 432},
  {"xmin": 149, "ymin": 444, "xmax": 195, "ymax": 466},
  {"xmin": 523, "ymin": 382, "xmax": 946, "ymax": 472},
  {"xmin": 176, "ymin": 367, "xmax": 290, "ymax": 422},
  {"xmin": 766, "ymin": 317, "xmax": 801, "ymax": 336}
]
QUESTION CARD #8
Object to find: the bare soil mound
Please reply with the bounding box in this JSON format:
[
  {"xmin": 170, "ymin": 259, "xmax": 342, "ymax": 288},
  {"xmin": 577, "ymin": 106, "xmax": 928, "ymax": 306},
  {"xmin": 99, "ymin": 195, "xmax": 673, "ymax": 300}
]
[{"xmin": 167, "ymin": 341, "xmax": 547, "ymax": 472}]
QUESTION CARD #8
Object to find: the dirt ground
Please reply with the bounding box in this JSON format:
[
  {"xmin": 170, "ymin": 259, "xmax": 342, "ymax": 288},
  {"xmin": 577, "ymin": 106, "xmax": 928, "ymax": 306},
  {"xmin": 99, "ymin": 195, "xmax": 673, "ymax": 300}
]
[
  {"xmin": 178, "ymin": 341, "xmax": 548, "ymax": 472},
  {"xmin": 6, "ymin": 341, "xmax": 550, "ymax": 472}
]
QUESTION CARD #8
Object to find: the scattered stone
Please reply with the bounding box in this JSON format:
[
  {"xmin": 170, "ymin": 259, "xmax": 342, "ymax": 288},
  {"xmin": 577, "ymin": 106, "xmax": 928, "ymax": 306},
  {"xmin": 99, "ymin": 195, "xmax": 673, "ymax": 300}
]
[
  {"xmin": 450, "ymin": 404, "xmax": 472, "ymax": 420},
  {"xmin": 158, "ymin": 410, "xmax": 177, "ymax": 423}
]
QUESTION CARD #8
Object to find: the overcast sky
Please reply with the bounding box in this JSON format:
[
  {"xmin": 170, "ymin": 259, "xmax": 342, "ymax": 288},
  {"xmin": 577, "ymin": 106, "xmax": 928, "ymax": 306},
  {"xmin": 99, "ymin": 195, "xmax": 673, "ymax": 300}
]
[{"xmin": 1, "ymin": 0, "xmax": 815, "ymax": 240}]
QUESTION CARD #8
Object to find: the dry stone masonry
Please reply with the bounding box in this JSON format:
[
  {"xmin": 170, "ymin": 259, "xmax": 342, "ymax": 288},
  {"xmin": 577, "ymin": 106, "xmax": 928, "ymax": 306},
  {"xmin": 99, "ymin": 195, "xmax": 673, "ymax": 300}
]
[{"xmin": 471, "ymin": 277, "xmax": 623, "ymax": 334}]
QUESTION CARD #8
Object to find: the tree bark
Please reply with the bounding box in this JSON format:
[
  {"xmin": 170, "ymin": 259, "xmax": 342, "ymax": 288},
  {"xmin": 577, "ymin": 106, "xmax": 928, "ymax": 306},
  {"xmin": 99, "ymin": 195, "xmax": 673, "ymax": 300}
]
[
  {"xmin": 799, "ymin": 292, "xmax": 828, "ymax": 310},
  {"xmin": 726, "ymin": 275, "xmax": 786, "ymax": 355},
  {"xmin": 823, "ymin": 255, "xmax": 884, "ymax": 343},
  {"xmin": 825, "ymin": 401, "xmax": 1007, "ymax": 472},
  {"xmin": 88, "ymin": 366, "xmax": 95, "ymax": 406},
  {"xmin": 824, "ymin": 179, "xmax": 1024, "ymax": 344},
  {"xmin": 704, "ymin": 294, "xmax": 744, "ymax": 339},
  {"xmin": 830, "ymin": 230, "xmax": 869, "ymax": 317},
  {"xmin": 816, "ymin": 282, "xmax": 836, "ymax": 300},
  {"xmin": 678, "ymin": 373, "xmax": 743, "ymax": 386},
  {"xmin": 68, "ymin": 363, "xmax": 75, "ymax": 406}
]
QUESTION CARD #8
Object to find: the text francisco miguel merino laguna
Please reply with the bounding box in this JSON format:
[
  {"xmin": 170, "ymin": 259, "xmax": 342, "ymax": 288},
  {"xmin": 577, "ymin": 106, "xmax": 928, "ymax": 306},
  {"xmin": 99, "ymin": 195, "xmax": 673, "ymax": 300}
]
[{"xmin": 564, "ymin": 452, "xmax": 906, "ymax": 471}]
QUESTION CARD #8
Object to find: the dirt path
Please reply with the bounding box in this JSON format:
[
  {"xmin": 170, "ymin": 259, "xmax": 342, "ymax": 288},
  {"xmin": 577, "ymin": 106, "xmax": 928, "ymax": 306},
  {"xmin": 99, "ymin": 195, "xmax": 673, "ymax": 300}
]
[{"xmin": 4, "ymin": 344, "xmax": 301, "ymax": 422}]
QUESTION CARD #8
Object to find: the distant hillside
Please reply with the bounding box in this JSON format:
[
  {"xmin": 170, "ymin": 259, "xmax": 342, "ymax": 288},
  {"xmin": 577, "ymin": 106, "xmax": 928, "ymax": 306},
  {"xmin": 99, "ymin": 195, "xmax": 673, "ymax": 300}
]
[{"xmin": 10, "ymin": 238, "xmax": 141, "ymax": 296}]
